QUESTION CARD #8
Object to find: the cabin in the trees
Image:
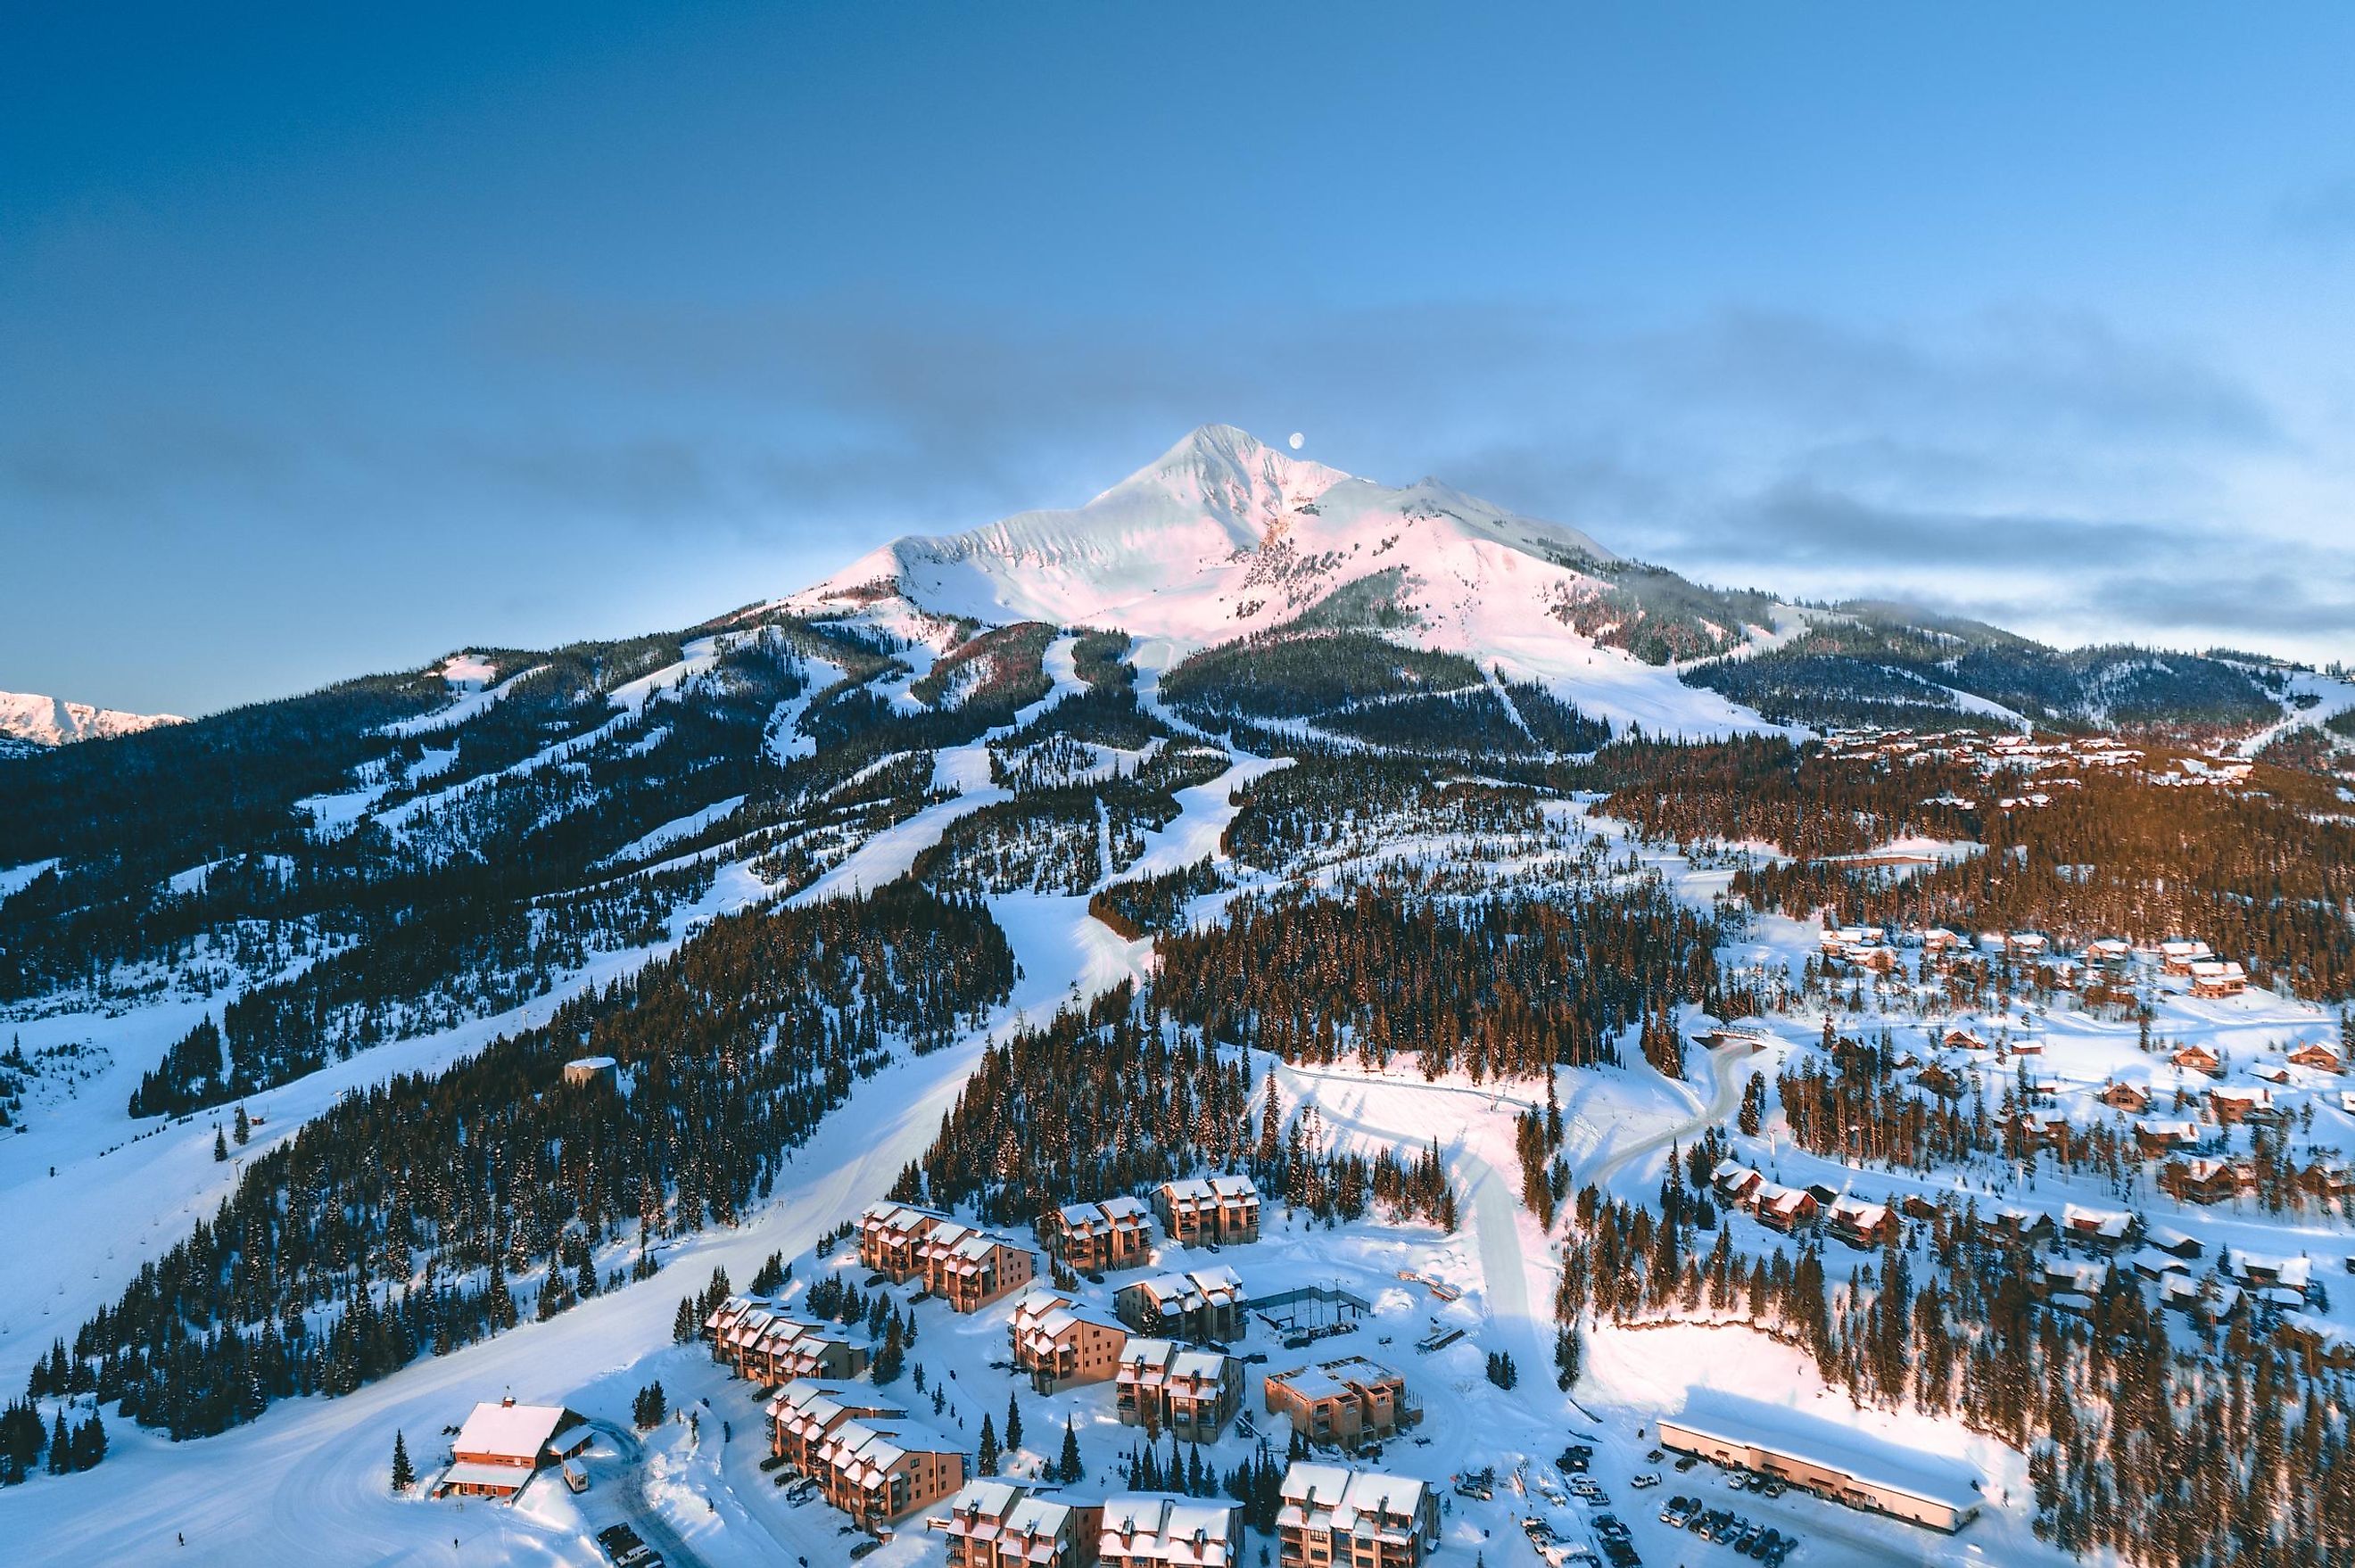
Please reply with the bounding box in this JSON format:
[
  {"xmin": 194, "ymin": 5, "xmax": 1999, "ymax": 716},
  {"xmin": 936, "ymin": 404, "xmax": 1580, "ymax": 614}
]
[
  {"xmin": 1054, "ymin": 1196, "xmax": 1155, "ymax": 1274},
  {"xmin": 2161, "ymin": 1158, "xmax": 2246, "ymax": 1205},
  {"xmin": 1011, "ymin": 1288, "xmax": 1129, "ymax": 1394},
  {"xmin": 1116, "ymin": 1267, "xmax": 1248, "ymax": 1341},
  {"xmin": 2133, "ymin": 1118, "xmax": 2202, "ymax": 1157},
  {"xmin": 2172, "ymin": 1044, "xmax": 2224, "ymax": 1078},
  {"xmin": 705, "ymin": 1298, "xmax": 870, "ymax": 1383},
  {"xmin": 1654, "ymin": 1415, "xmax": 1981, "ymax": 1534},
  {"xmin": 1116, "ymin": 1339, "xmax": 1244, "ymax": 1441},
  {"xmin": 1824, "ymin": 1196, "xmax": 1896, "ymax": 1250},
  {"xmin": 1264, "ymin": 1358, "xmax": 1419, "ymax": 1451},
  {"xmin": 2061, "ymin": 1204, "xmax": 2136, "ymax": 1250},
  {"xmin": 923, "ymin": 1222, "xmax": 1039, "ymax": 1312},
  {"xmin": 1277, "ymin": 1463, "xmax": 1442, "ymax": 1568},
  {"xmin": 1099, "ymin": 1493, "xmax": 1244, "ymax": 1568},
  {"xmin": 2161, "ymin": 939, "xmax": 2215, "ymax": 975},
  {"xmin": 934, "ymin": 1481, "xmax": 1103, "ymax": 1568},
  {"xmin": 1914, "ymin": 1063, "xmax": 1966, "ymax": 1099},
  {"xmin": 1942, "ymin": 1027, "xmax": 1987, "ymax": 1052},
  {"xmin": 2099, "ymin": 1080, "xmax": 2152, "ymax": 1113},
  {"xmin": 1710, "ymin": 1160, "xmax": 1764, "ymax": 1207},
  {"xmin": 2226, "ymin": 1248, "xmax": 2313, "ymax": 1298},
  {"xmin": 2188, "ymin": 961, "xmax": 2249, "ymax": 999},
  {"xmin": 1976, "ymin": 1205, "xmax": 2053, "ymax": 1246},
  {"xmin": 1750, "ymin": 1184, "xmax": 1818, "ymax": 1234},
  {"xmin": 2209, "ymin": 1085, "xmax": 2281, "ymax": 1127},
  {"xmin": 1155, "ymin": 1176, "xmax": 1261, "ymax": 1246},
  {"xmin": 2086, "ymin": 937, "xmax": 2134, "ymax": 970},
  {"xmin": 2162, "ymin": 1273, "xmax": 2243, "ymax": 1325},
  {"xmin": 434, "ymin": 1399, "xmax": 593, "ymax": 1500},
  {"xmin": 2289, "ymin": 1041, "xmax": 2345, "ymax": 1076}
]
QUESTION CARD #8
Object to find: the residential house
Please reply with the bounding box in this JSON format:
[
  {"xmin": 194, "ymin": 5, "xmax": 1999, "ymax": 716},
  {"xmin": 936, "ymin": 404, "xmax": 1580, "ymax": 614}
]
[
  {"xmin": 2161, "ymin": 1274, "xmax": 2242, "ymax": 1325},
  {"xmin": 704, "ymin": 1299, "xmax": 869, "ymax": 1384},
  {"xmin": 2161, "ymin": 1158, "xmax": 2246, "ymax": 1206},
  {"xmin": 2098, "ymin": 1081, "xmax": 2152, "ymax": 1113},
  {"xmin": 861, "ymin": 1201, "xmax": 954, "ymax": 1283},
  {"xmin": 2188, "ymin": 961, "xmax": 2248, "ymax": 999},
  {"xmin": 2172, "ymin": 1044, "xmax": 2223, "ymax": 1078},
  {"xmin": 2289, "ymin": 1041, "xmax": 2345, "ymax": 1076},
  {"xmin": 2209, "ymin": 1086, "xmax": 2281, "ymax": 1127},
  {"xmin": 2133, "ymin": 1118, "xmax": 2202, "ymax": 1158},
  {"xmin": 1710, "ymin": 1160, "xmax": 1764, "ymax": 1207},
  {"xmin": 1751, "ymin": 1184, "xmax": 1818, "ymax": 1234},
  {"xmin": 1975, "ymin": 1205, "xmax": 2053, "ymax": 1246},
  {"xmin": 1824, "ymin": 1196, "xmax": 1897, "ymax": 1250},
  {"xmin": 766, "ymin": 1380, "xmax": 967, "ymax": 1527},
  {"xmin": 2061, "ymin": 1205, "xmax": 2136, "ymax": 1250},
  {"xmin": 2160, "ymin": 940, "xmax": 2215, "ymax": 976}
]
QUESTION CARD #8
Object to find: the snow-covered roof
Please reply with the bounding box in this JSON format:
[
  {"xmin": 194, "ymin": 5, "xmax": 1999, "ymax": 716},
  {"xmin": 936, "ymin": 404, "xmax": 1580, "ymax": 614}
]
[{"xmin": 452, "ymin": 1400, "xmax": 578, "ymax": 1465}]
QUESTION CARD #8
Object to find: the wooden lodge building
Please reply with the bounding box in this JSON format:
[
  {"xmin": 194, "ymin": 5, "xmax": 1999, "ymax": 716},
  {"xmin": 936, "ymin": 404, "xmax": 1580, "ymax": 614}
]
[{"xmin": 434, "ymin": 1399, "xmax": 593, "ymax": 1500}]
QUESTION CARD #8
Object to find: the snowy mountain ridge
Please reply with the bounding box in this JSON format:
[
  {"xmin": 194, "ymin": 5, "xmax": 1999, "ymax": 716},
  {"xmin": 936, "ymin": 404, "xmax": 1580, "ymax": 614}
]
[
  {"xmin": 772, "ymin": 424, "xmax": 1757, "ymax": 736},
  {"xmin": 0, "ymin": 689, "xmax": 186, "ymax": 753}
]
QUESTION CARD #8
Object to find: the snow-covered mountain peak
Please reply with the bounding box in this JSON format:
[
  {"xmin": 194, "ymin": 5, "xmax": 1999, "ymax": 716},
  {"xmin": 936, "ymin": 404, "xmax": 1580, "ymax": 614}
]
[
  {"xmin": 1090, "ymin": 422, "xmax": 1353, "ymax": 518},
  {"xmin": 769, "ymin": 423, "xmax": 1772, "ymax": 735},
  {"xmin": 0, "ymin": 689, "xmax": 186, "ymax": 753}
]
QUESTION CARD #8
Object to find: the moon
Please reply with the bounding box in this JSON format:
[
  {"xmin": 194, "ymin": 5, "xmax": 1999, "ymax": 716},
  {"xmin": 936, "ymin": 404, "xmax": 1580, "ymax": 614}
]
[{"xmin": 1288, "ymin": 432, "xmax": 1305, "ymax": 450}]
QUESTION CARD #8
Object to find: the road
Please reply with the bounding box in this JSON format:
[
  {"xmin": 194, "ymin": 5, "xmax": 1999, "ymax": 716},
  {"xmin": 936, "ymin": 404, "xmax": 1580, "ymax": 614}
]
[{"xmin": 1584, "ymin": 1043, "xmax": 1752, "ymax": 1194}]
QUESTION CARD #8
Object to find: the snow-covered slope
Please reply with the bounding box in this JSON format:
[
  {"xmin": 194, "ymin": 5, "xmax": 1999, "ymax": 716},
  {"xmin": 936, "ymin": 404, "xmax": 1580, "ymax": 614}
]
[
  {"xmin": 0, "ymin": 689, "xmax": 185, "ymax": 751},
  {"xmin": 775, "ymin": 424, "xmax": 1773, "ymax": 737}
]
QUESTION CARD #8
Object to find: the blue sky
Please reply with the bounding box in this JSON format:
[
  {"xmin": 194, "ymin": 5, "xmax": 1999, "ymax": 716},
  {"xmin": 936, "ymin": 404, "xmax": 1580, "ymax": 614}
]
[{"xmin": 7, "ymin": 2, "xmax": 2355, "ymax": 714}]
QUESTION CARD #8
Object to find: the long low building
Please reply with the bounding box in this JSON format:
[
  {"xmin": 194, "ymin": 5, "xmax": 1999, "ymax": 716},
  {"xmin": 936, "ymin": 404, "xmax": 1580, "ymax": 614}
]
[
  {"xmin": 1100, "ymin": 1491, "xmax": 1244, "ymax": 1568},
  {"xmin": 1656, "ymin": 1415, "xmax": 1981, "ymax": 1533},
  {"xmin": 765, "ymin": 1379, "xmax": 968, "ymax": 1526}
]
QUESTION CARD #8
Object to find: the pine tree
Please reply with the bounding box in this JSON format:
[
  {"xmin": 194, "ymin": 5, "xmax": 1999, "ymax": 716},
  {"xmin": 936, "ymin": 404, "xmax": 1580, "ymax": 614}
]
[
  {"xmin": 872, "ymin": 1315, "xmax": 905, "ymax": 1385},
  {"xmin": 391, "ymin": 1429, "xmax": 415, "ymax": 1491},
  {"xmin": 673, "ymin": 1296, "xmax": 699, "ymax": 1344},
  {"xmin": 977, "ymin": 1414, "xmax": 1000, "ymax": 1475},
  {"xmin": 213, "ymin": 1127, "xmax": 229, "ymax": 1162},
  {"xmin": 1004, "ymin": 1390, "xmax": 1024, "ymax": 1451},
  {"xmin": 1058, "ymin": 1415, "xmax": 1082, "ymax": 1482},
  {"xmin": 233, "ymin": 1103, "xmax": 251, "ymax": 1145}
]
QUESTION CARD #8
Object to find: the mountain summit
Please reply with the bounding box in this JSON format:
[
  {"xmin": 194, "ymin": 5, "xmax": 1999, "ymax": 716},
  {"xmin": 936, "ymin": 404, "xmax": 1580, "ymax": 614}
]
[{"xmin": 778, "ymin": 423, "xmax": 1731, "ymax": 715}]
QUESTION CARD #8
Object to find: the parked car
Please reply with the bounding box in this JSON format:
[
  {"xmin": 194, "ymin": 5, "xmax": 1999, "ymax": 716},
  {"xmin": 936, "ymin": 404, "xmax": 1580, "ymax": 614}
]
[
  {"xmin": 1673, "ymin": 1454, "xmax": 1700, "ymax": 1473},
  {"xmin": 1629, "ymin": 1473, "xmax": 1659, "ymax": 1489}
]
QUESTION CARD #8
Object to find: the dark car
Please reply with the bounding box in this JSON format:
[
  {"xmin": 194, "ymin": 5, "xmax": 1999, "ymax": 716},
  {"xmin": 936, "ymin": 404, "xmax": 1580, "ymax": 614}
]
[{"xmin": 1673, "ymin": 1454, "xmax": 1699, "ymax": 1472}]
